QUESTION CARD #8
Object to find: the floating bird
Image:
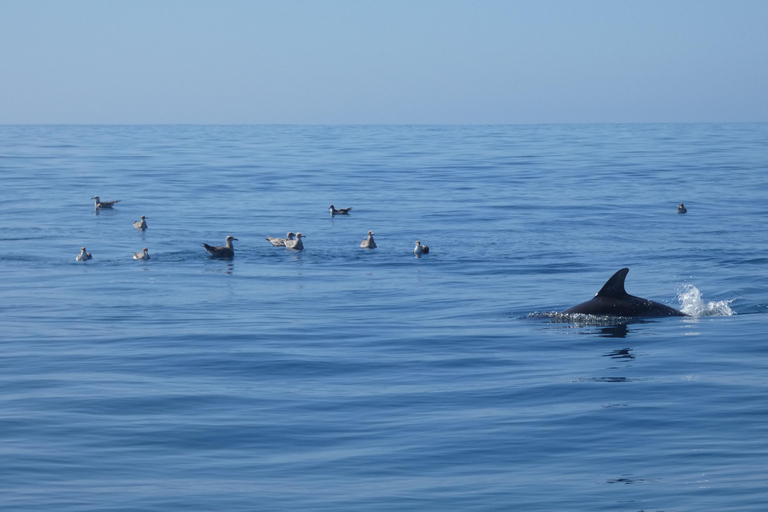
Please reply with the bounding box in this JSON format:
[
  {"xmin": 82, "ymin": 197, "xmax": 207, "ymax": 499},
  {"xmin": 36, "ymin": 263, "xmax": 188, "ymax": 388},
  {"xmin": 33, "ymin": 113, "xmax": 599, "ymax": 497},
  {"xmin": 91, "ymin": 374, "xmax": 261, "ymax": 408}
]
[
  {"xmin": 329, "ymin": 205, "xmax": 352, "ymax": 215},
  {"xmin": 76, "ymin": 247, "xmax": 92, "ymax": 261},
  {"xmin": 133, "ymin": 247, "xmax": 150, "ymax": 260},
  {"xmin": 285, "ymin": 233, "xmax": 305, "ymax": 251},
  {"xmin": 414, "ymin": 240, "xmax": 430, "ymax": 256},
  {"xmin": 133, "ymin": 215, "xmax": 148, "ymax": 230},
  {"xmin": 360, "ymin": 230, "xmax": 377, "ymax": 249},
  {"xmin": 203, "ymin": 236, "xmax": 238, "ymax": 258},
  {"xmin": 266, "ymin": 232, "xmax": 295, "ymax": 247},
  {"xmin": 92, "ymin": 196, "xmax": 119, "ymax": 209},
  {"xmin": 677, "ymin": 203, "xmax": 687, "ymax": 214}
]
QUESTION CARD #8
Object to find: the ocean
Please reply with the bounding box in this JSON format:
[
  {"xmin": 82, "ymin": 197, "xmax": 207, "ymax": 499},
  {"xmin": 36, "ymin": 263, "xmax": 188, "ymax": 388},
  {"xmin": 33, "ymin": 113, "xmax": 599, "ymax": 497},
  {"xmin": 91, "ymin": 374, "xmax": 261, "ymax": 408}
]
[{"xmin": 1, "ymin": 123, "xmax": 767, "ymax": 511}]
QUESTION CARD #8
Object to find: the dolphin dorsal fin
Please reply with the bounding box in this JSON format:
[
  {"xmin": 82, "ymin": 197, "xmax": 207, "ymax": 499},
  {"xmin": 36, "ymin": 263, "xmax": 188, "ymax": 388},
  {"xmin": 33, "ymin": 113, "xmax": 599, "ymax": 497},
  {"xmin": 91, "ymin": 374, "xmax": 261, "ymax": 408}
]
[{"xmin": 595, "ymin": 268, "xmax": 630, "ymax": 298}]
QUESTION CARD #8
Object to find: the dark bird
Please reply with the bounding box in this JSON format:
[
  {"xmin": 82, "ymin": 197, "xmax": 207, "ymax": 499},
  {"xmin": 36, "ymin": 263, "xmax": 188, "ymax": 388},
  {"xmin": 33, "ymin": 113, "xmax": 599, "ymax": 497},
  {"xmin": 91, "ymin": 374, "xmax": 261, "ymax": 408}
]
[
  {"xmin": 92, "ymin": 196, "xmax": 119, "ymax": 209},
  {"xmin": 203, "ymin": 236, "xmax": 238, "ymax": 258},
  {"xmin": 677, "ymin": 203, "xmax": 687, "ymax": 214},
  {"xmin": 329, "ymin": 205, "xmax": 353, "ymax": 215}
]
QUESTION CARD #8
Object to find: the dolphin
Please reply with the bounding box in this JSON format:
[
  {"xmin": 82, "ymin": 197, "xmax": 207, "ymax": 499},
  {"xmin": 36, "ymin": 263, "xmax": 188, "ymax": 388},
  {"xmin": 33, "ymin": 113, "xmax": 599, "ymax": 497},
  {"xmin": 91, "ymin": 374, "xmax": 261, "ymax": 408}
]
[{"xmin": 563, "ymin": 268, "xmax": 688, "ymax": 317}]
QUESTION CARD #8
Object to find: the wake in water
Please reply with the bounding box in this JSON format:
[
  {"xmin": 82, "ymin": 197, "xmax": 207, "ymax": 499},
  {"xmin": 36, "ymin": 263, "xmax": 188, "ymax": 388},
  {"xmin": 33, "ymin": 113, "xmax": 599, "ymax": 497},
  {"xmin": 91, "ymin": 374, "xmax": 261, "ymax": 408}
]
[
  {"xmin": 528, "ymin": 311, "xmax": 636, "ymax": 326},
  {"xmin": 677, "ymin": 284, "xmax": 735, "ymax": 317}
]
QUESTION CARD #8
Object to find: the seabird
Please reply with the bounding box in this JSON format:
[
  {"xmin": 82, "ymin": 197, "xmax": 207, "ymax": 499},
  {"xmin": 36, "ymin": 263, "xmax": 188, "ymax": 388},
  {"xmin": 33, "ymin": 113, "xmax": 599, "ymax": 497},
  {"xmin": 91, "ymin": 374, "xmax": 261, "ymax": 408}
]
[
  {"xmin": 203, "ymin": 236, "xmax": 238, "ymax": 258},
  {"xmin": 360, "ymin": 230, "xmax": 377, "ymax": 249},
  {"xmin": 92, "ymin": 196, "xmax": 119, "ymax": 209},
  {"xmin": 266, "ymin": 232, "xmax": 295, "ymax": 247},
  {"xmin": 284, "ymin": 233, "xmax": 305, "ymax": 251},
  {"xmin": 414, "ymin": 240, "xmax": 429, "ymax": 256},
  {"xmin": 133, "ymin": 247, "xmax": 150, "ymax": 260},
  {"xmin": 329, "ymin": 205, "xmax": 353, "ymax": 216},
  {"xmin": 76, "ymin": 247, "xmax": 92, "ymax": 261},
  {"xmin": 677, "ymin": 203, "xmax": 687, "ymax": 214},
  {"xmin": 133, "ymin": 215, "xmax": 148, "ymax": 230}
]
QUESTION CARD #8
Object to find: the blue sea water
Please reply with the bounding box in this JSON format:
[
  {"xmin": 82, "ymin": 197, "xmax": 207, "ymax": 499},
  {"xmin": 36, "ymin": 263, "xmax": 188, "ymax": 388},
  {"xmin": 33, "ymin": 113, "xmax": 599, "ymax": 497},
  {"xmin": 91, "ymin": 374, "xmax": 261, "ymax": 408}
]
[{"xmin": 1, "ymin": 124, "xmax": 767, "ymax": 511}]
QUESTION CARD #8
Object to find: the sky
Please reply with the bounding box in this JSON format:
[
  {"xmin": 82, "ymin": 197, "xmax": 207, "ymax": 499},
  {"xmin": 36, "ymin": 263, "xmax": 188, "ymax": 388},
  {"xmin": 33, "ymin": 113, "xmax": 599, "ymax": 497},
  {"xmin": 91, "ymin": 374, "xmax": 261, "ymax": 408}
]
[{"xmin": 1, "ymin": 0, "xmax": 767, "ymax": 124}]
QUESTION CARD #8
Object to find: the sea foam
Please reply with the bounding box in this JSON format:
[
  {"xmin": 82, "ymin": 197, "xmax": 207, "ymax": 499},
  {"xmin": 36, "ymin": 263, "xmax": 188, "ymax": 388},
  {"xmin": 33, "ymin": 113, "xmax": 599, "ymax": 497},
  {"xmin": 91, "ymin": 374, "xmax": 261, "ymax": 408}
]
[{"xmin": 678, "ymin": 284, "xmax": 735, "ymax": 317}]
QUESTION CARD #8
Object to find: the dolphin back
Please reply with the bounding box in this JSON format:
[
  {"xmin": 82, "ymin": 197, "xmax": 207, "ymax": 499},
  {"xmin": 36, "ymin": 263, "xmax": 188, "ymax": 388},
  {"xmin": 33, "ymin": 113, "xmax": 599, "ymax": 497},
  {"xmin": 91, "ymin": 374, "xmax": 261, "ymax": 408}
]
[{"xmin": 563, "ymin": 267, "xmax": 689, "ymax": 317}]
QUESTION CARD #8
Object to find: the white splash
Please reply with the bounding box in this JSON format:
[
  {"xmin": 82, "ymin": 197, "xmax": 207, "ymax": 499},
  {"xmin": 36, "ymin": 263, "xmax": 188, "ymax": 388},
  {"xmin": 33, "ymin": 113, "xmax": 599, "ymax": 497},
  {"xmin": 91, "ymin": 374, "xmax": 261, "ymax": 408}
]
[{"xmin": 677, "ymin": 284, "xmax": 735, "ymax": 317}]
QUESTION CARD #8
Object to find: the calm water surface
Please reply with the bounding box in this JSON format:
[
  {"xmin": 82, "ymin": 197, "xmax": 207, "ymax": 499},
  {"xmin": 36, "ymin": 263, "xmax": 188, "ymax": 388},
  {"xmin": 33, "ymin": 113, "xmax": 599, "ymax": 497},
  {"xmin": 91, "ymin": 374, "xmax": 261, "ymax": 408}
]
[{"xmin": 1, "ymin": 124, "xmax": 767, "ymax": 511}]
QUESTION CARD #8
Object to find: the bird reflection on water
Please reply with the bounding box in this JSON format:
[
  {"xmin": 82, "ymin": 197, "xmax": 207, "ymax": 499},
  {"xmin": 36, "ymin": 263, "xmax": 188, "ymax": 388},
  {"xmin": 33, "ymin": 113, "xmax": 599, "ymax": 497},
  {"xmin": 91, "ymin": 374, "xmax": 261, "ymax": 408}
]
[
  {"xmin": 603, "ymin": 348, "xmax": 635, "ymax": 361},
  {"xmin": 203, "ymin": 261, "xmax": 234, "ymax": 276}
]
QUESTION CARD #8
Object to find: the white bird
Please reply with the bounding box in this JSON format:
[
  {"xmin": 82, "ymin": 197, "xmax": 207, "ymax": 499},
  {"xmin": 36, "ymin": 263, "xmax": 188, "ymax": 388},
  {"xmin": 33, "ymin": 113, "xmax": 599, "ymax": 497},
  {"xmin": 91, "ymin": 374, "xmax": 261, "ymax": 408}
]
[
  {"xmin": 92, "ymin": 196, "xmax": 119, "ymax": 209},
  {"xmin": 414, "ymin": 240, "xmax": 429, "ymax": 256},
  {"xmin": 76, "ymin": 247, "xmax": 92, "ymax": 261},
  {"xmin": 266, "ymin": 232, "xmax": 295, "ymax": 247},
  {"xmin": 203, "ymin": 236, "xmax": 238, "ymax": 258},
  {"xmin": 284, "ymin": 233, "xmax": 305, "ymax": 251},
  {"xmin": 133, "ymin": 247, "xmax": 150, "ymax": 260},
  {"xmin": 329, "ymin": 205, "xmax": 352, "ymax": 215},
  {"xmin": 133, "ymin": 215, "xmax": 148, "ymax": 230},
  {"xmin": 360, "ymin": 230, "xmax": 377, "ymax": 249}
]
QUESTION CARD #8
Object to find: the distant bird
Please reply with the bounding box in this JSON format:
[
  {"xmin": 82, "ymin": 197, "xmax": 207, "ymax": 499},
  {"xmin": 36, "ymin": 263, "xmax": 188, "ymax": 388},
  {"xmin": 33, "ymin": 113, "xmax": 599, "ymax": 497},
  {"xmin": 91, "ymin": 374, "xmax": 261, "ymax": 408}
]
[
  {"xmin": 329, "ymin": 205, "xmax": 352, "ymax": 216},
  {"xmin": 76, "ymin": 247, "xmax": 92, "ymax": 261},
  {"xmin": 92, "ymin": 196, "xmax": 119, "ymax": 209},
  {"xmin": 414, "ymin": 240, "xmax": 429, "ymax": 256},
  {"xmin": 133, "ymin": 247, "xmax": 150, "ymax": 260},
  {"xmin": 285, "ymin": 233, "xmax": 305, "ymax": 251},
  {"xmin": 203, "ymin": 236, "xmax": 238, "ymax": 258},
  {"xmin": 266, "ymin": 232, "xmax": 295, "ymax": 247},
  {"xmin": 677, "ymin": 203, "xmax": 687, "ymax": 214},
  {"xmin": 360, "ymin": 230, "xmax": 377, "ymax": 249},
  {"xmin": 133, "ymin": 215, "xmax": 148, "ymax": 230}
]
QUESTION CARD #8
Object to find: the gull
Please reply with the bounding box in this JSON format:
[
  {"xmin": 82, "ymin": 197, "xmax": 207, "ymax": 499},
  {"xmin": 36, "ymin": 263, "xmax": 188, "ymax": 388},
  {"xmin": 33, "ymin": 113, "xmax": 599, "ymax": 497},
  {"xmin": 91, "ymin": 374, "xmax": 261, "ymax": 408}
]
[
  {"xmin": 414, "ymin": 240, "xmax": 430, "ymax": 256},
  {"xmin": 677, "ymin": 203, "xmax": 687, "ymax": 214},
  {"xmin": 284, "ymin": 233, "xmax": 305, "ymax": 251},
  {"xmin": 360, "ymin": 230, "xmax": 376, "ymax": 249},
  {"xmin": 203, "ymin": 236, "xmax": 238, "ymax": 258},
  {"xmin": 133, "ymin": 215, "xmax": 148, "ymax": 230},
  {"xmin": 266, "ymin": 232, "xmax": 295, "ymax": 247},
  {"xmin": 76, "ymin": 247, "xmax": 92, "ymax": 261},
  {"xmin": 92, "ymin": 196, "xmax": 119, "ymax": 209},
  {"xmin": 133, "ymin": 247, "xmax": 150, "ymax": 260},
  {"xmin": 329, "ymin": 205, "xmax": 352, "ymax": 216}
]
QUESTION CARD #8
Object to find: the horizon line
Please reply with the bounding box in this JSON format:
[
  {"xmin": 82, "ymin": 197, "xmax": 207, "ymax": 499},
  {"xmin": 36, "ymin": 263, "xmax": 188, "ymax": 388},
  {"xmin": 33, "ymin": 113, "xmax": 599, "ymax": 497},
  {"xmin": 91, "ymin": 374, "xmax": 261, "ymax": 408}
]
[{"xmin": 2, "ymin": 121, "xmax": 767, "ymax": 127}]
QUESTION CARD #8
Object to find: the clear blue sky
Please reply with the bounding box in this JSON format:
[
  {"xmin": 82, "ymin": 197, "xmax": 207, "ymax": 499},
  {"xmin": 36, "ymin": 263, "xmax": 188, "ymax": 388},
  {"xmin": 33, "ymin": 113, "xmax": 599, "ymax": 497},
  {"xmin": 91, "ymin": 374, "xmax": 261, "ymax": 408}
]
[{"xmin": 1, "ymin": 0, "xmax": 766, "ymax": 124}]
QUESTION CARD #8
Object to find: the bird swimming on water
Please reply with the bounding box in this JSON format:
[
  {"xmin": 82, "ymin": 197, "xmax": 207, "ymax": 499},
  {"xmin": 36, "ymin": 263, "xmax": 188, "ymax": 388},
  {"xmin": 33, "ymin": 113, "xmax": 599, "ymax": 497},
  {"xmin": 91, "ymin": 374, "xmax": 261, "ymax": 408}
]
[
  {"xmin": 76, "ymin": 247, "xmax": 92, "ymax": 261},
  {"xmin": 92, "ymin": 196, "xmax": 119, "ymax": 209},
  {"xmin": 133, "ymin": 247, "xmax": 150, "ymax": 260},
  {"xmin": 360, "ymin": 230, "xmax": 377, "ymax": 249},
  {"xmin": 266, "ymin": 232, "xmax": 295, "ymax": 247},
  {"xmin": 203, "ymin": 236, "xmax": 238, "ymax": 258},
  {"xmin": 284, "ymin": 233, "xmax": 305, "ymax": 251},
  {"xmin": 414, "ymin": 240, "xmax": 429, "ymax": 256},
  {"xmin": 133, "ymin": 215, "xmax": 148, "ymax": 230},
  {"xmin": 677, "ymin": 203, "xmax": 687, "ymax": 214},
  {"xmin": 329, "ymin": 205, "xmax": 352, "ymax": 216}
]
